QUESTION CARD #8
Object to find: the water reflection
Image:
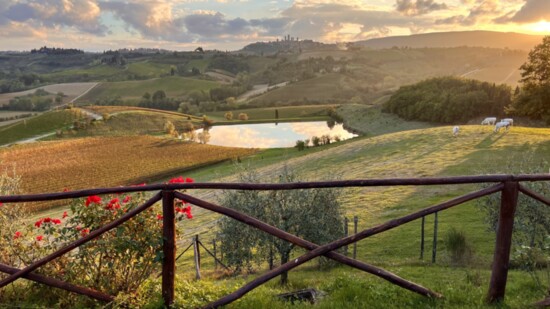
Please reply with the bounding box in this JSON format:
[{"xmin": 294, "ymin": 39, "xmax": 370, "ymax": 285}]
[{"xmin": 196, "ymin": 121, "xmax": 357, "ymax": 148}]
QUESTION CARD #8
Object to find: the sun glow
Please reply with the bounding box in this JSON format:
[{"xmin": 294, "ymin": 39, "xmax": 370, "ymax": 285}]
[{"xmin": 528, "ymin": 20, "xmax": 550, "ymax": 33}]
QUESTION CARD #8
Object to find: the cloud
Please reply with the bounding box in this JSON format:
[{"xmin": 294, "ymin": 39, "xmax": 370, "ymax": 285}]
[
  {"xmin": 99, "ymin": 0, "xmax": 191, "ymax": 42},
  {"xmin": 436, "ymin": 0, "xmax": 504, "ymax": 26},
  {"xmin": 1, "ymin": 0, "xmax": 106, "ymax": 35},
  {"xmin": 184, "ymin": 12, "xmax": 251, "ymax": 38},
  {"xmin": 495, "ymin": 0, "xmax": 550, "ymax": 24},
  {"xmin": 279, "ymin": 3, "xmax": 425, "ymax": 41},
  {"xmin": 395, "ymin": 0, "xmax": 448, "ymax": 16}
]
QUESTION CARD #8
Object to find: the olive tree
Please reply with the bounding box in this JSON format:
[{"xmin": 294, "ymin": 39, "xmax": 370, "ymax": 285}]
[
  {"xmin": 218, "ymin": 167, "xmax": 345, "ymax": 285},
  {"xmin": 477, "ymin": 156, "xmax": 550, "ymax": 292}
]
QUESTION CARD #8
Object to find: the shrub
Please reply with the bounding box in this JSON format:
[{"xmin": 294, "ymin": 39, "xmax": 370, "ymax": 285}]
[
  {"xmin": 2, "ymin": 176, "xmax": 194, "ymax": 305},
  {"xmin": 444, "ymin": 227, "xmax": 472, "ymax": 266},
  {"xmin": 295, "ymin": 140, "xmax": 306, "ymax": 151},
  {"xmin": 238, "ymin": 113, "xmax": 249, "ymax": 121},
  {"xmin": 224, "ymin": 111, "xmax": 233, "ymax": 120}
]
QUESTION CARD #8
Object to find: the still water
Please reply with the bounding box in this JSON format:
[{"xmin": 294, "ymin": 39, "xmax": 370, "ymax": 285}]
[{"xmin": 197, "ymin": 121, "xmax": 357, "ymax": 148}]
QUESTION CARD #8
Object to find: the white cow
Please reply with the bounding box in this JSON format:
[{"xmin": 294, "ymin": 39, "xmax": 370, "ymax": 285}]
[
  {"xmin": 481, "ymin": 117, "xmax": 497, "ymax": 125},
  {"xmin": 452, "ymin": 126, "xmax": 460, "ymax": 137},
  {"xmin": 501, "ymin": 118, "xmax": 514, "ymax": 126},
  {"xmin": 494, "ymin": 121, "xmax": 510, "ymax": 133}
]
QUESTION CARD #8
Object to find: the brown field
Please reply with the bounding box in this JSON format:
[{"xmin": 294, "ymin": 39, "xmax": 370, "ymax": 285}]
[
  {"xmin": 0, "ymin": 82, "xmax": 98, "ymax": 105},
  {"xmin": 1, "ymin": 136, "xmax": 256, "ymax": 211}
]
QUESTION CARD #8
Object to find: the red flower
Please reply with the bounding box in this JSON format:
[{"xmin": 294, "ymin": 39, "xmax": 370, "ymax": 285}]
[
  {"xmin": 186, "ymin": 212, "xmax": 193, "ymax": 219},
  {"xmin": 43, "ymin": 217, "xmax": 51, "ymax": 223},
  {"xmin": 34, "ymin": 219, "xmax": 44, "ymax": 228},
  {"xmin": 52, "ymin": 219, "xmax": 61, "ymax": 225},
  {"xmin": 13, "ymin": 231, "xmax": 21, "ymax": 239},
  {"xmin": 36, "ymin": 235, "xmax": 44, "ymax": 241},
  {"xmin": 122, "ymin": 195, "xmax": 131, "ymax": 203},
  {"xmin": 109, "ymin": 198, "xmax": 119, "ymax": 204},
  {"xmin": 63, "ymin": 188, "xmax": 69, "ymax": 192},
  {"xmin": 0, "ymin": 201, "xmax": 3, "ymax": 207},
  {"xmin": 62, "ymin": 211, "xmax": 68, "ymax": 219},
  {"xmin": 85, "ymin": 195, "xmax": 102, "ymax": 207},
  {"xmin": 186, "ymin": 178, "xmax": 194, "ymax": 183},
  {"xmin": 168, "ymin": 176, "xmax": 185, "ymax": 184},
  {"xmin": 156, "ymin": 214, "xmax": 163, "ymax": 220},
  {"xmin": 75, "ymin": 226, "xmax": 82, "ymax": 231},
  {"xmin": 80, "ymin": 228, "xmax": 90, "ymax": 237}
]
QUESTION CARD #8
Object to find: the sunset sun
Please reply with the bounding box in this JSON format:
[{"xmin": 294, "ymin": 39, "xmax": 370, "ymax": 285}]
[{"xmin": 528, "ymin": 20, "xmax": 550, "ymax": 33}]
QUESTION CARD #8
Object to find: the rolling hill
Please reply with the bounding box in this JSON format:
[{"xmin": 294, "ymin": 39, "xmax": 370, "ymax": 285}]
[{"xmin": 355, "ymin": 30, "xmax": 544, "ymax": 51}]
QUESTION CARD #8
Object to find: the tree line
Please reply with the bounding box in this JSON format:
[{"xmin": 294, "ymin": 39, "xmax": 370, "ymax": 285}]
[{"xmin": 383, "ymin": 77, "xmax": 512, "ymax": 123}]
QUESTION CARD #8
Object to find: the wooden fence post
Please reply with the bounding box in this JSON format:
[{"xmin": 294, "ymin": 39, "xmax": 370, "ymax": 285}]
[
  {"xmin": 420, "ymin": 216, "xmax": 425, "ymax": 259},
  {"xmin": 162, "ymin": 190, "xmax": 176, "ymax": 307},
  {"xmin": 432, "ymin": 212, "xmax": 438, "ymax": 263},
  {"xmin": 194, "ymin": 235, "xmax": 201, "ymax": 280},
  {"xmin": 353, "ymin": 216, "xmax": 358, "ymax": 259},
  {"xmin": 344, "ymin": 217, "xmax": 349, "ymax": 256},
  {"xmin": 487, "ymin": 181, "xmax": 518, "ymax": 303},
  {"xmin": 213, "ymin": 239, "xmax": 217, "ymax": 270}
]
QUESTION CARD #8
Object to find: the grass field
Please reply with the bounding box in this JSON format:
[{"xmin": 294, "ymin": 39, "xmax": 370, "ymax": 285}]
[
  {"xmin": 206, "ymin": 105, "xmax": 334, "ymax": 122},
  {"xmin": 249, "ymin": 74, "xmax": 350, "ymax": 105},
  {"xmin": 0, "ymin": 110, "xmax": 75, "ymax": 145},
  {"xmin": 337, "ymin": 104, "xmax": 434, "ymax": 135},
  {"xmin": 1, "ymin": 135, "xmax": 256, "ymax": 211},
  {"xmin": 72, "ymin": 111, "xmax": 201, "ymax": 136},
  {"xmin": 77, "ymin": 76, "xmax": 220, "ymax": 102},
  {"xmin": 163, "ymin": 125, "xmax": 550, "ymax": 307},
  {"xmin": 0, "ymin": 82, "xmax": 98, "ymax": 106},
  {"xmin": 82, "ymin": 105, "xmax": 203, "ymax": 121},
  {"xmin": 9, "ymin": 122, "xmax": 550, "ymax": 307}
]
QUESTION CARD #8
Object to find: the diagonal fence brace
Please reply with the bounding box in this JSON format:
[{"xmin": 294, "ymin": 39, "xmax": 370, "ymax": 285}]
[
  {"xmin": 0, "ymin": 263, "xmax": 113, "ymax": 302},
  {"xmin": 0, "ymin": 192, "xmax": 162, "ymax": 289},
  {"xmin": 518, "ymin": 184, "xmax": 550, "ymax": 207},
  {"xmin": 187, "ymin": 183, "xmax": 504, "ymax": 308}
]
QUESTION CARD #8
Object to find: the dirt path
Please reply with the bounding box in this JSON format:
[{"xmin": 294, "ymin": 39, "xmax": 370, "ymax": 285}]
[{"xmin": 70, "ymin": 83, "xmax": 99, "ymax": 103}]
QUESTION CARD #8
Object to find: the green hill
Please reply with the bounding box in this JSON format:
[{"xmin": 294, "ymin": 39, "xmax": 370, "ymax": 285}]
[{"xmin": 77, "ymin": 76, "xmax": 220, "ymax": 103}]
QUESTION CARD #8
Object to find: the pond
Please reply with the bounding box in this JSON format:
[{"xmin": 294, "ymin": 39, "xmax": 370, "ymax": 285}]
[{"xmin": 197, "ymin": 121, "xmax": 358, "ymax": 148}]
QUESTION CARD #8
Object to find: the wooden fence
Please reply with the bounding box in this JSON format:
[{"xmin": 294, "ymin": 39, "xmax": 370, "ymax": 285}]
[{"xmin": 1, "ymin": 174, "xmax": 550, "ymax": 308}]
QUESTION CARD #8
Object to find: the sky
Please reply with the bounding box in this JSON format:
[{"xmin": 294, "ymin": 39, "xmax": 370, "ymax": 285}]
[{"xmin": 0, "ymin": 0, "xmax": 549, "ymax": 52}]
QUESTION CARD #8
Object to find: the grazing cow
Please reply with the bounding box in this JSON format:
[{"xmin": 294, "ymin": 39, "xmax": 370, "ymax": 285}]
[
  {"xmin": 481, "ymin": 117, "xmax": 497, "ymax": 125},
  {"xmin": 501, "ymin": 118, "xmax": 514, "ymax": 126},
  {"xmin": 453, "ymin": 126, "xmax": 460, "ymax": 137},
  {"xmin": 494, "ymin": 121, "xmax": 510, "ymax": 133}
]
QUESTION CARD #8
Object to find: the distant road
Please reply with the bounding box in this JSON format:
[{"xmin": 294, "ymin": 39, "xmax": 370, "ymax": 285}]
[
  {"xmin": 237, "ymin": 82, "xmax": 288, "ymax": 102},
  {"xmin": 460, "ymin": 68, "xmax": 483, "ymax": 78}
]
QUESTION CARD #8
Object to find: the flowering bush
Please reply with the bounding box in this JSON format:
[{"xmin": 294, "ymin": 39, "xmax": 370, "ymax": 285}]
[{"xmin": 2, "ymin": 176, "xmax": 195, "ymax": 305}]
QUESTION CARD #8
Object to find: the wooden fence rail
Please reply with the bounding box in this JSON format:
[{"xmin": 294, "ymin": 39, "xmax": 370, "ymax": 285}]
[{"xmin": 1, "ymin": 174, "xmax": 550, "ymax": 308}]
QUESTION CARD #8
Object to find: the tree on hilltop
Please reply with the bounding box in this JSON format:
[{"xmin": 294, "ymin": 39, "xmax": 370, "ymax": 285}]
[{"xmin": 510, "ymin": 36, "xmax": 550, "ymax": 123}]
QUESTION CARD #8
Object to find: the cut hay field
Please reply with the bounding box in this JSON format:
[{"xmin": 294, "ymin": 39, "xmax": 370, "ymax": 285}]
[
  {"xmin": 76, "ymin": 76, "xmax": 220, "ymax": 103},
  {"xmin": 166, "ymin": 124, "xmax": 550, "ymax": 307},
  {"xmin": 0, "ymin": 82, "xmax": 98, "ymax": 106},
  {"xmin": 1, "ymin": 135, "xmax": 256, "ymax": 211}
]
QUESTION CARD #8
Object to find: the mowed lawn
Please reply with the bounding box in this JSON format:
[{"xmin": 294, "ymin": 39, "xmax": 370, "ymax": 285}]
[
  {"xmin": 155, "ymin": 124, "xmax": 550, "ymax": 307},
  {"xmin": 78, "ymin": 76, "xmax": 220, "ymax": 102},
  {"xmin": 1, "ymin": 135, "xmax": 256, "ymax": 211}
]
